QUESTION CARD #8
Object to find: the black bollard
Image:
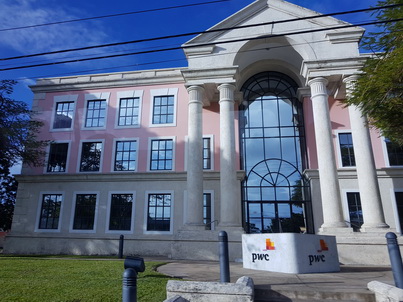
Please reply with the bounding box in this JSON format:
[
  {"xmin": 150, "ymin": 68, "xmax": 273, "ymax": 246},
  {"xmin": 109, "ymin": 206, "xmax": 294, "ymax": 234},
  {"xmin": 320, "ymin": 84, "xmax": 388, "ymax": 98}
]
[
  {"xmin": 386, "ymin": 232, "xmax": 403, "ymax": 289},
  {"xmin": 122, "ymin": 268, "xmax": 137, "ymax": 302},
  {"xmin": 118, "ymin": 235, "xmax": 124, "ymax": 259},
  {"xmin": 219, "ymin": 231, "xmax": 230, "ymax": 283}
]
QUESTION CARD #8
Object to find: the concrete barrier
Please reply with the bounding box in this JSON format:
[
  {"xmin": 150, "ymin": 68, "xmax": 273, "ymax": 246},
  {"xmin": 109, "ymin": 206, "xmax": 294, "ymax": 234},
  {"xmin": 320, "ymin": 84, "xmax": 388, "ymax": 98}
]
[
  {"xmin": 165, "ymin": 276, "xmax": 254, "ymax": 302},
  {"xmin": 368, "ymin": 281, "xmax": 403, "ymax": 302}
]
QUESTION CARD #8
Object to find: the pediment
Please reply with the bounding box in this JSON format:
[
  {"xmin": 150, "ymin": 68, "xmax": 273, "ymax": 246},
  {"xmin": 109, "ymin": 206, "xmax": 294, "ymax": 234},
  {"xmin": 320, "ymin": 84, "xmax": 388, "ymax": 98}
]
[{"xmin": 183, "ymin": 0, "xmax": 363, "ymax": 47}]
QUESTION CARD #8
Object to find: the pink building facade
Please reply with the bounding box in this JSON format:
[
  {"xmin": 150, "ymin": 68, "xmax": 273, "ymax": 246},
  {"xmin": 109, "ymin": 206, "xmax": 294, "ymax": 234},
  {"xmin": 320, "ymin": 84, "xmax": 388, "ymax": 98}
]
[{"xmin": 5, "ymin": 0, "xmax": 403, "ymax": 264}]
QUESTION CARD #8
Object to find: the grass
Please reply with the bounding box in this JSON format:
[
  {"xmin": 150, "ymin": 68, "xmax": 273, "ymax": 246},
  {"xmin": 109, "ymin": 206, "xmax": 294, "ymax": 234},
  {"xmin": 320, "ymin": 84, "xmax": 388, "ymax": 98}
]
[{"xmin": 0, "ymin": 256, "xmax": 175, "ymax": 301}]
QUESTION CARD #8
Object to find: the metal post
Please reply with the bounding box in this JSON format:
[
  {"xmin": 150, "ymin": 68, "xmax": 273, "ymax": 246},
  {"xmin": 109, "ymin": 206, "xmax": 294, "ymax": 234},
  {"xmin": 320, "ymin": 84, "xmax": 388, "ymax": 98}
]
[
  {"xmin": 118, "ymin": 235, "xmax": 124, "ymax": 259},
  {"xmin": 122, "ymin": 268, "xmax": 137, "ymax": 302},
  {"xmin": 386, "ymin": 232, "xmax": 403, "ymax": 288},
  {"xmin": 219, "ymin": 231, "xmax": 230, "ymax": 283}
]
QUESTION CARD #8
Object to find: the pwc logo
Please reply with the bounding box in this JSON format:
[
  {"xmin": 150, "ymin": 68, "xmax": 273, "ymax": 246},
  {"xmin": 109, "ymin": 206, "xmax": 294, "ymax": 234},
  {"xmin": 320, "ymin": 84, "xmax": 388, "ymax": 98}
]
[
  {"xmin": 264, "ymin": 238, "xmax": 275, "ymax": 251},
  {"xmin": 317, "ymin": 239, "xmax": 329, "ymax": 253}
]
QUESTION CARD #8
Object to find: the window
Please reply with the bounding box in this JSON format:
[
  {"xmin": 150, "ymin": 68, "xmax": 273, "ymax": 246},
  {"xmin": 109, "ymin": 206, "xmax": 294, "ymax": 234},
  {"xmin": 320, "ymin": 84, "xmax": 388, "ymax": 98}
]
[
  {"xmin": 203, "ymin": 138, "xmax": 212, "ymax": 170},
  {"xmin": 339, "ymin": 133, "xmax": 355, "ymax": 167},
  {"xmin": 73, "ymin": 194, "xmax": 97, "ymax": 230},
  {"xmin": 386, "ymin": 138, "xmax": 403, "ymax": 166},
  {"xmin": 53, "ymin": 101, "xmax": 74, "ymax": 129},
  {"xmin": 147, "ymin": 193, "xmax": 171, "ymax": 231},
  {"xmin": 203, "ymin": 193, "xmax": 212, "ymax": 230},
  {"xmin": 152, "ymin": 95, "xmax": 174, "ymax": 125},
  {"xmin": 395, "ymin": 192, "xmax": 403, "ymax": 234},
  {"xmin": 150, "ymin": 139, "xmax": 173, "ymax": 171},
  {"xmin": 114, "ymin": 140, "xmax": 137, "ymax": 171},
  {"xmin": 80, "ymin": 142, "xmax": 102, "ymax": 172},
  {"xmin": 109, "ymin": 194, "xmax": 133, "ymax": 231},
  {"xmin": 47, "ymin": 143, "xmax": 69, "ymax": 172},
  {"xmin": 85, "ymin": 99, "xmax": 106, "ymax": 128},
  {"xmin": 118, "ymin": 98, "xmax": 140, "ymax": 127},
  {"xmin": 38, "ymin": 194, "xmax": 62, "ymax": 230},
  {"xmin": 346, "ymin": 192, "xmax": 363, "ymax": 231}
]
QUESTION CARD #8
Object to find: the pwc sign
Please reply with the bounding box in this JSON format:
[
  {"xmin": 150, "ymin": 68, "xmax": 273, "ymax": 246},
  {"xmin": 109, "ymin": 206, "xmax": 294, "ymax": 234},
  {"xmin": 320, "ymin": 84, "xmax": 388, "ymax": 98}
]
[{"xmin": 242, "ymin": 233, "xmax": 340, "ymax": 274}]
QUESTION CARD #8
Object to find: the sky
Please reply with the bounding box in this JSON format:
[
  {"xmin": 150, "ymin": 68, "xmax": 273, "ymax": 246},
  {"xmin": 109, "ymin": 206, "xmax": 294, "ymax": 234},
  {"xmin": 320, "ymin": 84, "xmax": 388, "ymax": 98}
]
[{"xmin": 0, "ymin": 0, "xmax": 381, "ymax": 106}]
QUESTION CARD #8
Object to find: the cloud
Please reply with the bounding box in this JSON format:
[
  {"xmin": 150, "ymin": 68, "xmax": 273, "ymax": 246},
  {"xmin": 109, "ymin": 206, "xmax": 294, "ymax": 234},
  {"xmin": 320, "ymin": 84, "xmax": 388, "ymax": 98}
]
[{"xmin": 0, "ymin": 0, "xmax": 109, "ymax": 57}]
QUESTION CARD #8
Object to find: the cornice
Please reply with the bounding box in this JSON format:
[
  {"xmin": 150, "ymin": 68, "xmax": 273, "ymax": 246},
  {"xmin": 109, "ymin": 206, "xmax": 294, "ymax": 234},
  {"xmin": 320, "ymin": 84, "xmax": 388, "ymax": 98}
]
[{"xmin": 30, "ymin": 67, "xmax": 187, "ymax": 93}]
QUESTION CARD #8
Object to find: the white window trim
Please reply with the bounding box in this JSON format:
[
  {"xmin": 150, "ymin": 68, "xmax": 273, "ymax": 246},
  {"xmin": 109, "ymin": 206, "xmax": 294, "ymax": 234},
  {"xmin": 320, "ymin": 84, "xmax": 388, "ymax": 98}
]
[
  {"xmin": 111, "ymin": 138, "xmax": 139, "ymax": 173},
  {"xmin": 105, "ymin": 191, "xmax": 136, "ymax": 234},
  {"xmin": 184, "ymin": 135, "xmax": 214, "ymax": 171},
  {"xmin": 82, "ymin": 92, "xmax": 110, "ymax": 130},
  {"xmin": 143, "ymin": 190, "xmax": 174, "ymax": 234},
  {"xmin": 147, "ymin": 136, "xmax": 176, "ymax": 172},
  {"xmin": 69, "ymin": 191, "xmax": 100, "ymax": 234},
  {"xmin": 149, "ymin": 88, "xmax": 178, "ymax": 127},
  {"xmin": 35, "ymin": 191, "xmax": 64, "ymax": 233},
  {"xmin": 391, "ymin": 188, "xmax": 403, "ymax": 234},
  {"xmin": 182, "ymin": 190, "xmax": 215, "ymax": 230},
  {"xmin": 115, "ymin": 90, "xmax": 144, "ymax": 129},
  {"xmin": 341, "ymin": 189, "xmax": 361, "ymax": 229},
  {"xmin": 43, "ymin": 140, "xmax": 71, "ymax": 174},
  {"xmin": 77, "ymin": 139, "xmax": 105, "ymax": 173},
  {"xmin": 335, "ymin": 130, "xmax": 355, "ymax": 169},
  {"xmin": 381, "ymin": 136, "xmax": 403, "ymax": 168},
  {"xmin": 50, "ymin": 95, "xmax": 78, "ymax": 132}
]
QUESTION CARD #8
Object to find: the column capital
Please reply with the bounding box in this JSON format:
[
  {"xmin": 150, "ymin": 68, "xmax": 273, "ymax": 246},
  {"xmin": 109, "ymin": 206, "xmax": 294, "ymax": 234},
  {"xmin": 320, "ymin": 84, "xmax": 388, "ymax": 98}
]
[
  {"xmin": 218, "ymin": 83, "xmax": 236, "ymax": 104},
  {"xmin": 308, "ymin": 77, "xmax": 328, "ymax": 98},
  {"xmin": 187, "ymin": 85, "xmax": 205, "ymax": 105},
  {"xmin": 342, "ymin": 75, "xmax": 360, "ymax": 98}
]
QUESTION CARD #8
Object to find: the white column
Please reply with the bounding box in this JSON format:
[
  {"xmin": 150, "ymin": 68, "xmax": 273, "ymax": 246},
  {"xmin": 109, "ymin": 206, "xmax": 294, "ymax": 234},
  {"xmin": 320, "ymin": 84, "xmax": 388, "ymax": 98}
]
[
  {"xmin": 344, "ymin": 76, "xmax": 389, "ymax": 231},
  {"xmin": 308, "ymin": 77, "xmax": 348, "ymax": 230},
  {"xmin": 218, "ymin": 83, "xmax": 240, "ymax": 227},
  {"xmin": 185, "ymin": 85, "xmax": 204, "ymax": 227}
]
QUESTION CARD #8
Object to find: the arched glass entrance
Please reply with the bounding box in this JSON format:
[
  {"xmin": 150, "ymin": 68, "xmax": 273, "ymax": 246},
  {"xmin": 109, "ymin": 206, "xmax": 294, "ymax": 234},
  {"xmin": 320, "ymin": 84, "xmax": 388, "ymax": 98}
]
[{"xmin": 240, "ymin": 72, "xmax": 313, "ymax": 233}]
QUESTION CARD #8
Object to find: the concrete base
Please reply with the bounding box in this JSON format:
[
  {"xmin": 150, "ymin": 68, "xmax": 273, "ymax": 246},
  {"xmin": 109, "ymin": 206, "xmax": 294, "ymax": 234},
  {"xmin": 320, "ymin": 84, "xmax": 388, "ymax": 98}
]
[
  {"xmin": 165, "ymin": 276, "xmax": 254, "ymax": 302},
  {"xmin": 368, "ymin": 281, "xmax": 403, "ymax": 302}
]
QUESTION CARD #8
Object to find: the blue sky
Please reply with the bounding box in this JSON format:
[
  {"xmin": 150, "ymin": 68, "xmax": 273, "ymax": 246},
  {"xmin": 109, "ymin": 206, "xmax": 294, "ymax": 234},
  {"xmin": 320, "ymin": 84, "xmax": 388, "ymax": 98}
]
[{"xmin": 0, "ymin": 0, "xmax": 380, "ymax": 105}]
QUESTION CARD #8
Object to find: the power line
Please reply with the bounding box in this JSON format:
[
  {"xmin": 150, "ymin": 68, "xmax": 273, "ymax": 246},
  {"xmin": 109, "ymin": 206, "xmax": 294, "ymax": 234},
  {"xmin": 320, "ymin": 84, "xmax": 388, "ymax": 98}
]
[
  {"xmin": 1, "ymin": 3, "xmax": 401, "ymax": 62},
  {"xmin": 1, "ymin": 17, "xmax": 402, "ymax": 72},
  {"xmin": 0, "ymin": 0, "xmax": 230, "ymax": 32}
]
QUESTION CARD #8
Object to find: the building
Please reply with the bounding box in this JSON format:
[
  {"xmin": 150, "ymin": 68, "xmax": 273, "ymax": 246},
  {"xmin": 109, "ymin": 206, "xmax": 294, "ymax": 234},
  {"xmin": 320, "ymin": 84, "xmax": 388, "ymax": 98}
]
[{"xmin": 5, "ymin": 0, "xmax": 403, "ymax": 265}]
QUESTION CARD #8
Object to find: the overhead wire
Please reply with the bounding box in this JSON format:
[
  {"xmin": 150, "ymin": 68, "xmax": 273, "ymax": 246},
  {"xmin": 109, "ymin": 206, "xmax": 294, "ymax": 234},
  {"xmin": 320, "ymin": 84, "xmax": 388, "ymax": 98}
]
[
  {"xmin": 1, "ymin": 17, "xmax": 402, "ymax": 72},
  {"xmin": 1, "ymin": 3, "xmax": 401, "ymax": 62},
  {"xmin": 0, "ymin": 0, "xmax": 230, "ymax": 32}
]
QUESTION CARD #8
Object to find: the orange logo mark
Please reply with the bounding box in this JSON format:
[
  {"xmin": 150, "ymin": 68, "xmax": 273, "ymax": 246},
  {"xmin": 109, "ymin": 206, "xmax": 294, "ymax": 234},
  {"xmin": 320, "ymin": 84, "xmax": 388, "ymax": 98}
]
[
  {"xmin": 317, "ymin": 239, "xmax": 329, "ymax": 252},
  {"xmin": 266, "ymin": 238, "xmax": 275, "ymax": 250}
]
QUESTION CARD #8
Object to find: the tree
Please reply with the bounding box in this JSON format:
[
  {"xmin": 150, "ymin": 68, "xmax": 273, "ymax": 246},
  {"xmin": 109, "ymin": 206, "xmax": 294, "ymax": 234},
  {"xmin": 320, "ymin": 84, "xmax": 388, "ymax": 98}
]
[
  {"xmin": 345, "ymin": 0, "xmax": 403, "ymax": 144},
  {"xmin": 0, "ymin": 80, "xmax": 47, "ymax": 231}
]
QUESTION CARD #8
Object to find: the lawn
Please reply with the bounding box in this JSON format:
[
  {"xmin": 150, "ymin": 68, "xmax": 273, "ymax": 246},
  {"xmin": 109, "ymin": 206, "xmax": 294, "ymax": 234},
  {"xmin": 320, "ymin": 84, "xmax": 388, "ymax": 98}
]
[{"xmin": 0, "ymin": 256, "xmax": 173, "ymax": 301}]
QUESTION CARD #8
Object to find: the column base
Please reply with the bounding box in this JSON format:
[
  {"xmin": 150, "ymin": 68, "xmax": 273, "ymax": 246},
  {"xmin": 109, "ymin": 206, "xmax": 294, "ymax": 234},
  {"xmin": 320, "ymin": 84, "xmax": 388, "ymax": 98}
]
[
  {"xmin": 319, "ymin": 225, "xmax": 354, "ymax": 235},
  {"xmin": 181, "ymin": 223, "xmax": 208, "ymax": 231},
  {"xmin": 359, "ymin": 224, "xmax": 392, "ymax": 233}
]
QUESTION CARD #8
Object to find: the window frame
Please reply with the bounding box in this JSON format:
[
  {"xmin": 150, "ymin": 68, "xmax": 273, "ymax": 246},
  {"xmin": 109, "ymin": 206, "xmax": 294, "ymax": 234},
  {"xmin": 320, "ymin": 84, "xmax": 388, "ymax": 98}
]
[
  {"xmin": 69, "ymin": 192, "xmax": 99, "ymax": 233},
  {"xmin": 336, "ymin": 130, "xmax": 356, "ymax": 168},
  {"xmin": 382, "ymin": 137, "xmax": 403, "ymax": 167},
  {"xmin": 115, "ymin": 90, "xmax": 143, "ymax": 129},
  {"xmin": 342, "ymin": 189, "xmax": 363, "ymax": 231},
  {"xmin": 82, "ymin": 92, "xmax": 110, "ymax": 130},
  {"xmin": 77, "ymin": 140, "xmax": 104, "ymax": 173},
  {"xmin": 35, "ymin": 192, "xmax": 64, "ymax": 233},
  {"xmin": 105, "ymin": 191, "xmax": 136, "ymax": 234},
  {"xmin": 45, "ymin": 141, "xmax": 70, "ymax": 173},
  {"xmin": 147, "ymin": 137, "xmax": 176, "ymax": 172},
  {"xmin": 149, "ymin": 88, "xmax": 178, "ymax": 127},
  {"xmin": 50, "ymin": 95, "xmax": 78, "ymax": 131},
  {"xmin": 144, "ymin": 191, "xmax": 174, "ymax": 234},
  {"xmin": 112, "ymin": 138, "xmax": 139, "ymax": 172}
]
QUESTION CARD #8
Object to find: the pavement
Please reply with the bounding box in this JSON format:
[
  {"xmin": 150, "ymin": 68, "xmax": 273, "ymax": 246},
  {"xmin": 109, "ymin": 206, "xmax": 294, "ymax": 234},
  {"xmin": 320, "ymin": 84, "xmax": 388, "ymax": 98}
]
[{"xmin": 153, "ymin": 258, "xmax": 395, "ymax": 301}]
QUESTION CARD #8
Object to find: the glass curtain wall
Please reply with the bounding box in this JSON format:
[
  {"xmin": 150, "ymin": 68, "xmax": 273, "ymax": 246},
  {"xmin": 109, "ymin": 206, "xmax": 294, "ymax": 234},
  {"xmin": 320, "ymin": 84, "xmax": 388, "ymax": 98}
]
[{"xmin": 240, "ymin": 72, "xmax": 312, "ymax": 234}]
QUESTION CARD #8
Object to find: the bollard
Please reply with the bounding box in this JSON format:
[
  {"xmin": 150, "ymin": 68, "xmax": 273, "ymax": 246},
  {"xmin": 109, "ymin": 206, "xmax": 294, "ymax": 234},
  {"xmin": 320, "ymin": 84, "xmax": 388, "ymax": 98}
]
[
  {"xmin": 118, "ymin": 235, "xmax": 124, "ymax": 259},
  {"xmin": 219, "ymin": 231, "xmax": 230, "ymax": 283},
  {"xmin": 386, "ymin": 232, "xmax": 403, "ymax": 289},
  {"xmin": 122, "ymin": 268, "xmax": 137, "ymax": 302}
]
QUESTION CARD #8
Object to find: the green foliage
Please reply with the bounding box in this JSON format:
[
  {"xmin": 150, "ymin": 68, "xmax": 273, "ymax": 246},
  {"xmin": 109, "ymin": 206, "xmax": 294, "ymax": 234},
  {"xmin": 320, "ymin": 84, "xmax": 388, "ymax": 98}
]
[
  {"xmin": 0, "ymin": 258, "xmax": 173, "ymax": 302},
  {"xmin": 345, "ymin": 0, "xmax": 403, "ymax": 144},
  {"xmin": 0, "ymin": 80, "xmax": 48, "ymax": 230}
]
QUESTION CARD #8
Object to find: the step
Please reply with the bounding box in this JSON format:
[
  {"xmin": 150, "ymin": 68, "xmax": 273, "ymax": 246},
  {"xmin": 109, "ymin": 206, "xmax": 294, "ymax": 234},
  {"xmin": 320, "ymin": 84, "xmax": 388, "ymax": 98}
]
[{"xmin": 254, "ymin": 286, "xmax": 376, "ymax": 302}]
